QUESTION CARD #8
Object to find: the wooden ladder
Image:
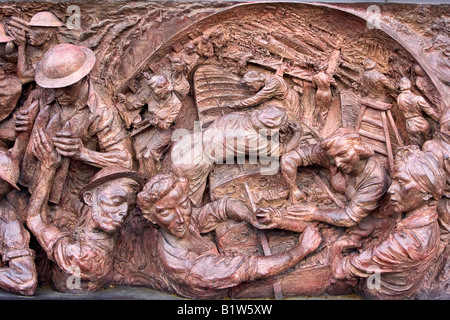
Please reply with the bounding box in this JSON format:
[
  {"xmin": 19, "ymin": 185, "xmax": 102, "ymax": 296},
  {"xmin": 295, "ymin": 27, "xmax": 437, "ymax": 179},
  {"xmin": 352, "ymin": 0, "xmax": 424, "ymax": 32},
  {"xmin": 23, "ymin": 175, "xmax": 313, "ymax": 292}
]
[{"xmin": 355, "ymin": 97, "xmax": 403, "ymax": 171}]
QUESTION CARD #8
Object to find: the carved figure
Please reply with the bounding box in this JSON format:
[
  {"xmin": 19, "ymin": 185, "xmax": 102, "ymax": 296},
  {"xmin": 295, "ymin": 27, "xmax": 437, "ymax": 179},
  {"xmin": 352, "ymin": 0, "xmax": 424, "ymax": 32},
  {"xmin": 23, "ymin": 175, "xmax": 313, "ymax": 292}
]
[
  {"xmin": 180, "ymin": 41, "xmax": 200, "ymax": 76},
  {"xmin": 0, "ymin": 23, "xmax": 17, "ymax": 65},
  {"xmin": 423, "ymin": 107, "xmax": 450, "ymax": 233},
  {"xmin": 397, "ymin": 77, "xmax": 440, "ymax": 146},
  {"xmin": 26, "ymin": 130, "xmax": 143, "ymax": 292},
  {"xmin": 171, "ymin": 106, "xmax": 301, "ymax": 207},
  {"xmin": 414, "ymin": 64, "xmax": 444, "ymax": 113},
  {"xmin": 0, "ymin": 149, "xmax": 37, "ymax": 296},
  {"xmin": 360, "ymin": 59, "xmax": 397, "ymax": 103},
  {"xmin": 194, "ymin": 34, "xmax": 214, "ymax": 59},
  {"xmin": 226, "ymin": 70, "xmax": 302, "ymax": 121},
  {"xmin": 0, "ymin": 65, "xmax": 22, "ymax": 149},
  {"xmin": 167, "ymin": 56, "xmax": 190, "ymax": 99},
  {"xmin": 330, "ymin": 146, "xmax": 445, "ymax": 300},
  {"xmin": 137, "ymin": 173, "xmax": 322, "ymax": 299},
  {"xmin": 312, "ymin": 67, "xmax": 336, "ymax": 125},
  {"xmin": 21, "ymin": 44, "xmax": 134, "ymax": 218},
  {"xmin": 8, "ymin": 11, "xmax": 63, "ymax": 84},
  {"xmin": 126, "ymin": 74, "xmax": 182, "ymax": 178},
  {"xmin": 263, "ymin": 128, "xmax": 389, "ymax": 232}
]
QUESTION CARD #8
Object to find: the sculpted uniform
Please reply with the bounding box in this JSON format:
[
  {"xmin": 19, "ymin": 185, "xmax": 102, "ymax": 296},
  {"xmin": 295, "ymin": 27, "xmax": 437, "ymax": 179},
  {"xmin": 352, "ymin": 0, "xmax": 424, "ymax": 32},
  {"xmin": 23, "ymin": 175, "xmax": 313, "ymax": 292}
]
[
  {"xmin": 338, "ymin": 205, "xmax": 439, "ymax": 299},
  {"xmin": 397, "ymin": 89, "xmax": 439, "ymax": 141},
  {"xmin": 172, "ymin": 107, "xmax": 288, "ymax": 207},
  {"xmin": 152, "ymin": 197, "xmax": 259, "ymax": 299},
  {"xmin": 131, "ymin": 89, "xmax": 182, "ymax": 177},
  {"xmin": 234, "ymin": 74, "xmax": 301, "ymax": 121},
  {"xmin": 286, "ymin": 143, "xmax": 390, "ymax": 224},
  {"xmin": 21, "ymin": 82, "xmax": 133, "ymax": 223},
  {"xmin": 35, "ymin": 207, "xmax": 116, "ymax": 293}
]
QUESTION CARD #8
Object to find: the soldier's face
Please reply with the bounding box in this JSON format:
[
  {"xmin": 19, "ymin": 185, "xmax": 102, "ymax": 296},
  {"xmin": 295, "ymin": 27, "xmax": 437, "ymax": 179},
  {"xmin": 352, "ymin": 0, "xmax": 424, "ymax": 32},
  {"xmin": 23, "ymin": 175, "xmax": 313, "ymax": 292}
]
[
  {"xmin": 55, "ymin": 79, "xmax": 84, "ymax": 107},
  {"xmin": 150, "ymin": 183, "xmax": 192, "ymax": 239},
  {"xmin": 89, "ymin": 179, "xmax": 138, "ymax": 233},
  {"xmin": 28, "ymin": 27, "xmax": 53, "ymax": 47},
  {"xmin": 388, "ymin": 166, "xmax": 427, "ymax": 214}
]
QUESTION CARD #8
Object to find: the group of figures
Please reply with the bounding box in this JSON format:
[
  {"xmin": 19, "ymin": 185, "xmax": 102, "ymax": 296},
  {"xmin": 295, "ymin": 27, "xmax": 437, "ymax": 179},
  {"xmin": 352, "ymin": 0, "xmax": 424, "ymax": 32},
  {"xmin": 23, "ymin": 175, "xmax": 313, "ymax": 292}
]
[{"xmin": 0, "ymin": 3, "xmax": 448, "ymax": 300}]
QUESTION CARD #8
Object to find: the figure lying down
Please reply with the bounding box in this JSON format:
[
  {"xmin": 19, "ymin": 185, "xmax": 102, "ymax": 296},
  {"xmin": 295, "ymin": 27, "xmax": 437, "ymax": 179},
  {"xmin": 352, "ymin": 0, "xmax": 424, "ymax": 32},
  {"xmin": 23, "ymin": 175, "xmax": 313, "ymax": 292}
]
[{"xmin": 137, "ymin": 173, "xmax": 323, "ymax": 299}]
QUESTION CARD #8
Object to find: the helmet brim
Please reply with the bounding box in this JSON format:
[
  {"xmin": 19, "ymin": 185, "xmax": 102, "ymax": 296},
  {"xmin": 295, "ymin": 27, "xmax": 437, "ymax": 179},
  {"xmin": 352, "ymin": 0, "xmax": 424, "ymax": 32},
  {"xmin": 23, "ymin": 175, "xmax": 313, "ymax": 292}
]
[
  {"xmin": 35, "ymin": 47, "xmax": 96, "ymax": 89},
  {"xmin": 0, "ymin": 35, "xmax": 14, "ymax": 43}
]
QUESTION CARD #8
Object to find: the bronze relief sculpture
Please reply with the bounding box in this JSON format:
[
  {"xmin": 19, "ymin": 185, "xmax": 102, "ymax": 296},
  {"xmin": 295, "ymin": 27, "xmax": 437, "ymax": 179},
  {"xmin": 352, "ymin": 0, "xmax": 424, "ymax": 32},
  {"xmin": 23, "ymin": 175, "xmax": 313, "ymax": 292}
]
[{"xmin": 0, "ymin": 1, "xmax": 447, "ymax": 301}]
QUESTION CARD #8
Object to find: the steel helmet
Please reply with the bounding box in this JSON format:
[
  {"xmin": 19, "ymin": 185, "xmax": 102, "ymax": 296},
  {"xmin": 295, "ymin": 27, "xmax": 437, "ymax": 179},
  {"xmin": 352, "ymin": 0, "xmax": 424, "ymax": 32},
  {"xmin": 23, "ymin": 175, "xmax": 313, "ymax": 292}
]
[
  {"xmin": 29, "ymin": 11, "xmax": 64, "ymax": 28},
  {"xmin": 35, "ymin": 43, "xmax": 96, "ymax": 88}
]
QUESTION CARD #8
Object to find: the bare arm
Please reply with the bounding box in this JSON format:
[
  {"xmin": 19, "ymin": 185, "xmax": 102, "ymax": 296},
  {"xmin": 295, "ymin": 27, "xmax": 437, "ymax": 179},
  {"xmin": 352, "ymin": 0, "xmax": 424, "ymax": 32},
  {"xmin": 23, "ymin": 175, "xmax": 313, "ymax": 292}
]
[
  {"xmin": 16, "ymin": 44, "xmax": 35, "ymax": 85},
  {"xmin": 253, "ymin": 224, "xmax": 322, "ymax": 278}
]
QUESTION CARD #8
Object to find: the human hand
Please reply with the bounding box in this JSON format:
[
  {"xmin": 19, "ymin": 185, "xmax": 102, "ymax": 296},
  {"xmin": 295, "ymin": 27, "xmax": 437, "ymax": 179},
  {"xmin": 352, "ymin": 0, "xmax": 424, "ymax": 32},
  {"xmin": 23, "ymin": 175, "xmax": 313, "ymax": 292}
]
[
  {"xmin": 8, "ymin": 26, "xmax": 26, "ymax": 47},
  {"xmin": 288, "ymin": 204, "xmax": 318, "ymax": 222},
  {"xmin": 116, "ymin": 93, "xmax": 127, "ymax": 104},
  {"xmin": 32, "ymin": 129, "xmax": 61, "ymax": 170},
  {"xmin": 332, "ymin": 237, "xmax": 361, "ymax": 254},
  {"xmin": 15, "ymin": 109, "xmax": 32, "ymax": 133},
  {"xmin": 298, "ymin": 223, "xmax": 322, "ymax": 255},
  {"xmin": 255, "ymin": 207, "xmax": 280, "ymax": 228},
  {"xmin": 52, "ymin": 131, "xmax": 85, "ymax": 159}
]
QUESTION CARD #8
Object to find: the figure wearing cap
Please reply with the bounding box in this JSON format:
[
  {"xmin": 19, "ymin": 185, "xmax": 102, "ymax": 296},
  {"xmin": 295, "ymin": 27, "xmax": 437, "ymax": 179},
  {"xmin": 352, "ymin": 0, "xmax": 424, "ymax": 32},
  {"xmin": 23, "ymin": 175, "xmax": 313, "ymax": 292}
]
[
  {"xmin": 226, "ymin": 69, "xmax": 302, "ymax": 122},
  {"xmin": 397, "ymin": 77, "xmax": 440, "ymax": 147},
  {"xmin": 259, "ymin": 128, "xmax": 389, "ymax": 234},
  {"xmin": 0, "ymin": 149, "xmax": 37, "ymax": 295},
  {"xmin": 26, "ymin": 129, "xmax": 144, "ymax": 292},
  {"xmin": 171, "ymin": 105, "xmax": 301, "ymax": 207},
  {"xmin": 0, "ymin": 23, "xmax": 17, "ymax": 64},
  {"xmin": 8, "ymin": 11, "xmax": 63, "ymax": 84},
  {"xmin": 21, "ymin": 44, "xmax": 134, "ymax": 223},
  {"xmin": 360, "ymin": 59, "xmax": 397, "ymax": 103},
  {"xmin": 330, "ymin": 146, "xmax": 445, "ymax": 299}
]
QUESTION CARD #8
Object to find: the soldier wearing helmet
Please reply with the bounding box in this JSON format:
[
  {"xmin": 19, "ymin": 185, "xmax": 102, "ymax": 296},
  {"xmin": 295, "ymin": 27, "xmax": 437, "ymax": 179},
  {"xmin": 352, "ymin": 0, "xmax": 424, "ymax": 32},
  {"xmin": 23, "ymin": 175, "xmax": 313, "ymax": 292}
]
[
  {"xmin": 26, "ymin": 129, "xmax": 143, "ymax": 292},
  {"xmin": 21, "ymin": 44, "xmax": 134, "ymax": 229},
  {"xmin": 0, "ymin": 149, "xmax": 37, "ymax": 295},
  {"xmin": 8, "ymin": 11, "xmax": 63, "ymax": 84}
]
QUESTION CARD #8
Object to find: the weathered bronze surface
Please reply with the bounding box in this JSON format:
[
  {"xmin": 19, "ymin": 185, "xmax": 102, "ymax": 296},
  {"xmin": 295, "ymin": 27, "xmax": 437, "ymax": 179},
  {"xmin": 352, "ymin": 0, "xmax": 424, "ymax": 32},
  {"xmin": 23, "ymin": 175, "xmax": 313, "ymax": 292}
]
[{"xmin": 0, "ymin": 1, "xmax": 448, "ymax": 300}]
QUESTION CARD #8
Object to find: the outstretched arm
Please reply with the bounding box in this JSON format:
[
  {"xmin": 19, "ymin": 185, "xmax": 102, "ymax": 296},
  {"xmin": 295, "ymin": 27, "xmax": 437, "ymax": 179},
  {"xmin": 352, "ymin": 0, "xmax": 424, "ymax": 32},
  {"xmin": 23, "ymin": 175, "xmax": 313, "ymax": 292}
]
[{"xmin": 187, "ymin": 224, "xmax": 322, "ymax": 291}]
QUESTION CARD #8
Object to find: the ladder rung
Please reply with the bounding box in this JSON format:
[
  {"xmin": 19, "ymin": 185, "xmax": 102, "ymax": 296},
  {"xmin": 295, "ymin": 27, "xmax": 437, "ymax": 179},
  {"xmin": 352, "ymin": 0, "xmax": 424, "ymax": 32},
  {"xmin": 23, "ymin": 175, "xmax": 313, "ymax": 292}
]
[
  {"xmin": 361, "ymin": 141, "xmax": 388, "ymax": 156},
  {"xmin": 359, "ymin": 129, "xmax": 387, "ymax": 142},
  {"xmin": 359, "ymin": 98, "xmax": 392, "ymax": 111},
  {"xmin": 361, "ymin": 118, "xmax": 384, "ymax": 128},
  {"xmin": 371, "ymin": 145, "xmax": 389, "ymax": 156}
]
